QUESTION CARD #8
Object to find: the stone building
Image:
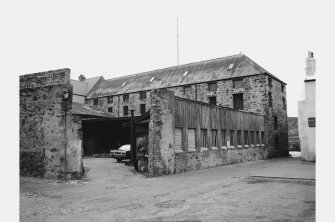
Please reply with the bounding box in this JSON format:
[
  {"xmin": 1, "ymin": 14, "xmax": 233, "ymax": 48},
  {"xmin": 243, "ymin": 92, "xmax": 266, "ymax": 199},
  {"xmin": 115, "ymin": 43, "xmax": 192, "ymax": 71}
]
[
  {"xmin": 85, "ymin": 54, "xmax": 288, "ymax": 158},
  {"xmin": 298, "ymin": 52, "xmax": 316, "ymax": 161}
]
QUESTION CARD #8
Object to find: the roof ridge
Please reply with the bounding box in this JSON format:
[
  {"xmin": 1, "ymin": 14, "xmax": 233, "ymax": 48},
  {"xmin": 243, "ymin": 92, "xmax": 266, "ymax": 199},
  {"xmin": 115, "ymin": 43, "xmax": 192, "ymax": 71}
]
[{"xmin": 105, "ymin": 53, "xmax": 243, "ymax": 82}]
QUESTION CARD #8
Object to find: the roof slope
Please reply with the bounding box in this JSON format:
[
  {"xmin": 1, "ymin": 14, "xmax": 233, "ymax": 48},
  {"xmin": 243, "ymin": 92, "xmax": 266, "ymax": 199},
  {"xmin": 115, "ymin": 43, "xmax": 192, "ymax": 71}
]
[
  {"xmin": 88, "ymin": 54, "xmax": 285, "ymax": 98},
  {"xmin": 71, "ymin": 76, "xmax": 103, "ymax": 96},
  {"xmin": 72, "ymin": 102, "xmax": 115, "ymax": 118}
]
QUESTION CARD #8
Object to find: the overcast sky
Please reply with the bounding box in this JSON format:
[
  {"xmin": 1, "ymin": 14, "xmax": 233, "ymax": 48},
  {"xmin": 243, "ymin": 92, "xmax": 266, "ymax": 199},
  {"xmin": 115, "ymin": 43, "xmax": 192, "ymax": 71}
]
[{"xmin": 1, "ymin": 0, "xmax": 334, "ymax": 117}]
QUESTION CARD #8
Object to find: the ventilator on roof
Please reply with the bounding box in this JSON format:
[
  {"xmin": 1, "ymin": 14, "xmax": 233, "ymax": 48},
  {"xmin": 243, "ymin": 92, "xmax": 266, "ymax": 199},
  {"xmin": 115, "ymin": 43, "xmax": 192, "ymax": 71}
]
[
  {"xmin": 149, "ymin": 77, "xmax": 155, "ymax": 82},
  {"xmin": 182, "ymin": 71, "xmax": 189, "ymax": 77},
  {"xmin": 228, "ymin": 64, "xmax": 234, "ymax": 70}
]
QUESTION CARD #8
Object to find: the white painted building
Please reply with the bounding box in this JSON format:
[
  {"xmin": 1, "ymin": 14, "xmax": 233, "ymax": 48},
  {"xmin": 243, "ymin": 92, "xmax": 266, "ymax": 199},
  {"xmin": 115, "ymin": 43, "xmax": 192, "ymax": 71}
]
[{"xmin": 298, "ymin": 51, "xmax": 316, "ymax": 161}]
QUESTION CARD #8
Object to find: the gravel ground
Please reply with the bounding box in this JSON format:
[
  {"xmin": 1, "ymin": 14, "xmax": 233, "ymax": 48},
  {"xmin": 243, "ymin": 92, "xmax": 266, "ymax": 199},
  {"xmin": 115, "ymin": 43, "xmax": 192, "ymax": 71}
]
[{"xmin": 20, "ymin": 157, "xmax": 315, "ymax": 222}]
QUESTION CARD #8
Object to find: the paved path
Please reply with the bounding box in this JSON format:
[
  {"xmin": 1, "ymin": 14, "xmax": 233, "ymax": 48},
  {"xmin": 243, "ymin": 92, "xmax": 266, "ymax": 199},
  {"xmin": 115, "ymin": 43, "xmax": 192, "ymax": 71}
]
[{"xmin": 20, "ymin": 157, "xmax": 315, "ymax": 222}]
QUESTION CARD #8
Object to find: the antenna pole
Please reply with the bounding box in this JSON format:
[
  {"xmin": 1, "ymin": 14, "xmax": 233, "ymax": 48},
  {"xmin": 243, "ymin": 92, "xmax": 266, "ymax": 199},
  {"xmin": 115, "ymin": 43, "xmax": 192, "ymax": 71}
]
[{"xmin": 177, "ymin": 16, "xmax": 179, "ymax": 66}]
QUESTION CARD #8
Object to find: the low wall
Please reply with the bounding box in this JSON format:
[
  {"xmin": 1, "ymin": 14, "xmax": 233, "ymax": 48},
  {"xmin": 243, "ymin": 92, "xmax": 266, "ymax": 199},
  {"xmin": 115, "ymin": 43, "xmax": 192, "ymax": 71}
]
[{"xmin": 174, "ymin": 146, "xmax": 268, "ymax": 173}]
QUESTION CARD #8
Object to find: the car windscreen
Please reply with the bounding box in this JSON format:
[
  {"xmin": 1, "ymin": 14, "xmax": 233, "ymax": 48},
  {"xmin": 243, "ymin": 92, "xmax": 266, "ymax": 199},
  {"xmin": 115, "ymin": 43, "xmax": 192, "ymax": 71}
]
[{"xmin": 119, "ymin": 145, "xmax": 130, "ymax": 151}]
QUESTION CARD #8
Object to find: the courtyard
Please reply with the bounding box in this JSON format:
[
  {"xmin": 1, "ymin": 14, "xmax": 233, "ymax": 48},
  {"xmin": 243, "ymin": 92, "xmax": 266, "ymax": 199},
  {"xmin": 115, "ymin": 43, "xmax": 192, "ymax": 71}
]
[{"xmin": 20, "ymin": 156, "xmax": 315, "ymax": 222}]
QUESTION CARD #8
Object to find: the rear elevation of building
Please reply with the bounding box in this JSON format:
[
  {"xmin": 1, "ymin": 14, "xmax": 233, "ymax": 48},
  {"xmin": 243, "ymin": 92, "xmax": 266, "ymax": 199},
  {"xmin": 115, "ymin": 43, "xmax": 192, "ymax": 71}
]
[{"xmin": 85, "ymin": 54, "xmax": 288, "ymax": 157}]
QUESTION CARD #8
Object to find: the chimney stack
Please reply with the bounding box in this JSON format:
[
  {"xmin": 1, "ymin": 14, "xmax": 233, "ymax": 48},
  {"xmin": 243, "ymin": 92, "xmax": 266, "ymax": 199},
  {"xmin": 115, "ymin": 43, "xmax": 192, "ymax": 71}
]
[{"xmin": 305, "ymin": 51, "xmax": 316, "ymax": 79}]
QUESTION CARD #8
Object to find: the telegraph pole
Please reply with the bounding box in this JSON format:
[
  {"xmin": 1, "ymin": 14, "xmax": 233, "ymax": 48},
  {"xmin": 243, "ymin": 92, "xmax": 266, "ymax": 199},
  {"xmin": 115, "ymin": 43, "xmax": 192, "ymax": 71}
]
[{"xmin": 177, "ymin": 16, "xmax": 179, "ymax": 66}]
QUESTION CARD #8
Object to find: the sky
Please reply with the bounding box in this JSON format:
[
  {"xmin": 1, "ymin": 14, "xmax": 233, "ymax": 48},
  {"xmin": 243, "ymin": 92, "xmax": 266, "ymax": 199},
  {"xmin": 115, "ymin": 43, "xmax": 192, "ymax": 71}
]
[
  {"xmin": 1, "ymin": 1, "xmax": 334, "ymax": 219},
  {"xmin": 1, "ymin": 0, "xmax": 334, "ymax": 117}
]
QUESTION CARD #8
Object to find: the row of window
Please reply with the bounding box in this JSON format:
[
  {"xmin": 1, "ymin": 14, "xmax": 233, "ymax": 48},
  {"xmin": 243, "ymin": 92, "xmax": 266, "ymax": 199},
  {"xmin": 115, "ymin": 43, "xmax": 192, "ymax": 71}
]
[
  {"xmin": 183, "ymin": 79, "xmax": 244, "ymax": 94},
  {"xmin": 114, "ymin": 104, "xmax": 147, "ymax": 116},
  {"xmin": 175, "ymin": 128, "xmax": 265, "ymax": 151}
]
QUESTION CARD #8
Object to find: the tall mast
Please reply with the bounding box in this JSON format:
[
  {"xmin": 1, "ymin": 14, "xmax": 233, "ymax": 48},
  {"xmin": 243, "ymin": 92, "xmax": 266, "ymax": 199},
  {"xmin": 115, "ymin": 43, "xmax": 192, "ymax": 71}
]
[{"xmin": 177, "ymin": 16, "xmax": 179, "ymax": 66}]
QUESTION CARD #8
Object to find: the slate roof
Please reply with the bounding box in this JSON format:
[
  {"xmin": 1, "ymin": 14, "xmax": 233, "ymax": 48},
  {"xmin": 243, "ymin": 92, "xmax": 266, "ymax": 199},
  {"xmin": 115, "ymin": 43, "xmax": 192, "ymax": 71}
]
[
  {"xmin": 72, "ymin": 102, "xmax": 114, "ymax": 118},
  {"xmin": 71, "ymin": 76, "xmax": 103, "ymax": 96},
  {"xmin": 87, "ymin": 54, "xmax": 286, "ymax": 98}
]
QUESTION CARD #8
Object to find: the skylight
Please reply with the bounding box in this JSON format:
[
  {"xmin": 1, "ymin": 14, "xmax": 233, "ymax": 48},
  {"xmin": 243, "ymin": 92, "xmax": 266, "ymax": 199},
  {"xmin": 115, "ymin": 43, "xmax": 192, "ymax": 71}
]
[
  {"xmin": 182, "ymin": 71, "xmax": 189, "ymax": 77},
  {"xmin": 228, "ymin": 64, "xmax": 234, "ymax": 70},
  {"xmin": 121, "ymin": 82, "xmax": 126, "ymax": 87},
  {"xmin": 149, "ymin": 77, "xmax": 155, "ymax": 82}
]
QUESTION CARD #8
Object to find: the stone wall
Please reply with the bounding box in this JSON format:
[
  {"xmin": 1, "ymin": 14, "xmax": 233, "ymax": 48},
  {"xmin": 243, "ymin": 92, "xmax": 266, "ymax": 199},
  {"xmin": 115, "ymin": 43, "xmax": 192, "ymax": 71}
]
[
  {"xmin": 147, "ymin": 90, "xmax": 175, "ymax": 176},
  {"xmin": 174, "ymin": 147, "xmax": 268, "ymax": 173},
  {"xmin": 20, "ymin": 69, "xmax": 83, "ymax": 179}
]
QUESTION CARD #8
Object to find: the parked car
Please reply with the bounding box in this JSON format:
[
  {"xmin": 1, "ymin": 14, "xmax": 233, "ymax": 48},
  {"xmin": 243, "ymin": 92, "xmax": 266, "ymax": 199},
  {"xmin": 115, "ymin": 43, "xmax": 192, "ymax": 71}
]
[{"xmin": 110, "ymin": 144, "xmax": 131, "ymax": 162}]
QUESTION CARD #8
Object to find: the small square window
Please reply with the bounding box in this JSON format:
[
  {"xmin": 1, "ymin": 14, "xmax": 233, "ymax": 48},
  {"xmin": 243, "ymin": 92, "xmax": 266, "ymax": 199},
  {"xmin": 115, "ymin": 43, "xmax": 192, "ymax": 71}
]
[
  {"xmin": 233, "ymin": 79, "xmax": 243, "ymax": 88},
  {"xmin": 108, "ymin": 107, "xmax": 113, "ymax": 113},
  {"xmin": 108, "ymin": 97, "xmax": 113, "ymax": 104},
  {"xmin": 183, "ymin": 85, "xmax": 192, "ymax": 95},
  {"xmin": 281, "ymin": 84, "xmax": 285, "ymax": 93},
  {"xmin": 123, "ymin": 94, "xmax": 129, "ymax": 102},
  {"xmin": 140, "ymin": 92, "xmax": 146, "ymax": 100},
  {"xmin": 209, "ymin": 96, "xmax": 216, "ymax": 105},
  {"xmin": 233, "ymin": 93, "xmax": 243, "ymax": 110},
  {"xmin": 93, "ymin": 99, "xmax": 98, "ymax": 106},
  {"xmin": 208, "ymin": 82, "xmax": 217, "ymax": 91}
]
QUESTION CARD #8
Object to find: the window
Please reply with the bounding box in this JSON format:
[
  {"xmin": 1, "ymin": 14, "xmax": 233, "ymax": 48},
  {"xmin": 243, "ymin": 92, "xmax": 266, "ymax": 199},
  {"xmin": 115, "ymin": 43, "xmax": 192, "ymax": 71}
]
[
  {"xmin": 201, "ymin": 129, "xmax": 208, "ymax": 148},
  {"xmin": 221, "ymin": 130, "xmax": 227, "ymax": 147},
  {"xmin": 175, "ymin": 128, "xmax": 182, "ymax": 150},
  {"xmin": 140, "ymin": 104, "xmax": 146, "ymax": 115},
  {"xmin": 228, "ymin": 63, "xmax": 234, "ymax": 70},
  {"xmin": 149, "ymin": 77, "xmax": 155, "ymax": 82},
  {"xmin": 211, "ymin": 129, "xmax": 218, "ymax": 147},
  {"xmin": 282, "ymin": 97, "xmax": 286, "ymax": 110},
  {"xmin": 281, "ymin": 84, "xmax": 285, "ymax": 93},
  {"xmin": 268, "ymin": 77, "xmax": 272, "ymax": 88},
  {"xmin": 261, "ymin": 131, "xmax": 265, "ymax": 144},
  {"xmin": 233, "ymin": 93, "xmax": 244, "ymax": 110},
  {"xmin": 93, "ymin": 99, "xmax": 98, "ymax": 106},
  {"xmin": 123, "ymin": 94, "xmax": 129, "ymax": 102},
  {"xmin": 268, "ymin": 92, "xmax": 272, "ymax": 107},
  {"xmin": 250, "ymin": 131, "xmax": 254, "ymax": 144},
  {"xmin": 273, "ymin": 116, "xmax": 278, "ymax": 130},
  {"xmin": 209, "ymin": 96, "xmax": 217, "ymax": 105},
  {"xmin": 237, "ymin": 130, "xmax": 242, "ymax": 146},
  {"xmin": 108, "ymin": 97, "xmax": 113, "ymax": 104},
  {"xmin": 183, "ymin": 85, "xmax": 192, "ymax": 95},
  {"xmin": 123, "ymin": 106, "xmax": 129, "ymax": 116},
  {"xmin": 233, "ymin": 79, "xmax": 243, "ymax": 88},
  {"xmin": 274, "ymin": 134, "xmax": 279, "ymax": 151},
  {"xmin": 229, "ymin": 130, "xmax": 235, "ymax": 146},
  {"xmin": 108, "ymin": 107, "xmax": 113, "ymax": 113},
  {"xmin": 188, "ymin": 129, "xmax": 196, "ymax": 151},
  {"xmin": 244, "ymin": 131, "xmax": 249, "ymax": 146},
  {"xmin": 257, "ymin": 131, "xmax": 261, "ymax": 144},
  {"xmin": 140, "ymin": 92, "xmax": 146, "ymax": 100},
  {"xmin": 208, "ymin": 82, "xmax": 217, "ymax": 91}
]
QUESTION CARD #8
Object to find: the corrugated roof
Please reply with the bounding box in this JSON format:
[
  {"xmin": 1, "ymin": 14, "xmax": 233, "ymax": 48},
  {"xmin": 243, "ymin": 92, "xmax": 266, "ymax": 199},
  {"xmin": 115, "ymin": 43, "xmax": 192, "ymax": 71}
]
[
  {"xmin": 88, "ymin": 54, "xmax": 285, "ymax": 98},
  {"xmin": 72, "ymin": 102, "xmax": 115, "ymax": 118}
]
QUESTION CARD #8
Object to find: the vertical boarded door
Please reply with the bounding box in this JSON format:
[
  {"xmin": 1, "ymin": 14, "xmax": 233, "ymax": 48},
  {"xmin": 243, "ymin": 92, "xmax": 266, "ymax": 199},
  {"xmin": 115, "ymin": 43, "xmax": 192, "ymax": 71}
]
[
  {"xmin": 175, "ymin": 128, "xmax": 182, "ymax": 151},
  {"xmin": 188, "ymin": 129, "xmax": 196, "ymax": 151}
]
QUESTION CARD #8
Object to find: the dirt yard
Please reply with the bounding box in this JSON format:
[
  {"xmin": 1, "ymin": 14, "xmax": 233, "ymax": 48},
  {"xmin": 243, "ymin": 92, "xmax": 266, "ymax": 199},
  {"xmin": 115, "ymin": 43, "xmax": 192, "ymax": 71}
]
[{"xmin": 20, "ymin": 157, "xmax": 315, "ymax": 222}]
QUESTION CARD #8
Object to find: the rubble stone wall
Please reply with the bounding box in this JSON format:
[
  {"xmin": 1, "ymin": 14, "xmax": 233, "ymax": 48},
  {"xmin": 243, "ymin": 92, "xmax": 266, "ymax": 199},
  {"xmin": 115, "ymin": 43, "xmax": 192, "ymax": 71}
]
[{"xmin": 20, "ymin": 69, "xmax": 83, "ymax": 179}]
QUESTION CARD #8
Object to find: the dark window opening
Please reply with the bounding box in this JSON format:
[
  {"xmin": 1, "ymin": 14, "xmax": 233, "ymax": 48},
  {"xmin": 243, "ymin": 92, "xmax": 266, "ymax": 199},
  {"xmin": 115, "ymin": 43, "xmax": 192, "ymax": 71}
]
[
  {"xmin": 221, "ymin": 130, "xmax": 226, "ymax": 147},
  {"xmin": 268, "ymin": 92, "xmax": 272, "ymax": 107},
  {"xmin": 281, "ymin": 84, "xmax": 285, "ymax": 93},
  {"xmin": 140, "ymin": 104, "xmax": 146, "ymax": 115},
  {"xmin": 183, "ymin": 85, "xmax": 192, "ymax": 95},
  {"xmin": 233, "ymin": 93, "xmax": 244, "ymax": 110},
  {"xmin": 123, "ymin": 106, "xmax": 129, "ymax": 116},
  {"xmin": 108, "ymin": 107, "xmax": 113, "ymax": 113},
  {"xmin": 208, "ymin": 82, "xmax": 217, "ymax": 91},
  {"xmin": 250, "ymin": 131, "xmax": 254, "ymax": 144},
  {"xmin": 244, "ymin": 131, "xmax": 249, "ymax": 145},
  {"xmin": 211, "ymin": 129, "xmax": 218, "ymax": 147},
  {"xmin": 233, "ymin": 79, "xmax": 243, "ymax": 88},
  {"xmin": 229, "ymin": 130, "xmax": 235, "ymax": 146},
  {"xmin": 274, "ymin": 134, "xmax": 279, "ymax": 151},
  {"xmin": 93, "ymin": 99, "xmax": 98, "ymax": 106},
  {"xmin": 273, "ymin": 116, "xmax": 278, "ymax": 130},
  {"xmin": 123, "ymin": 94, "xmax": 129, "ymax": 102},
  {"xmin": 108, "ymin": 97, "xmax": 113, "ymax": 104},
  {"xmin": 140, "ymin": 92, "xmax": 146, "ymax": 100},
  {"xmin": 209, "ymin": 96, "xmax": 217, "ymax": 105},
  {"xmin": 282, "ymin": 97, "xmax": 286, "ymax": 110},
  {"xmin": 237, "ymin": 130, "xmax": 242, "ymax": 146},
  {"xmin": 201, "ymin": 129, "xmax": 208, "ymax": 148},
  {"xmin": 261, "ymin": 131, "xmax": 265, "ymax": 144},
  {"xmin": 268, "ymin": 77, "xmax": 272, "ymax": 88}
]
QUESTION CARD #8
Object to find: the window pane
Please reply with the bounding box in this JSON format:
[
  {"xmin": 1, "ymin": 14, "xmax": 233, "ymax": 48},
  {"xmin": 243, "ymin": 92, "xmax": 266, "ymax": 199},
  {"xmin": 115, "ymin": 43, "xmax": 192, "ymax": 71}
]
[
  {"xmin": 211, "ymin": 129, "xmax": 218, "ymax": 147},
  {"xmin": 229, "ymin": 130, "xmax": 235, "ymax": 146},
  {"xmin": 221, "ymin": 130, "xmax": 226, "ymax": 147},
  {"xmin": 201, "ymin": 129, "xmax": 207, "ymax": 147},
  {"xmin": 237, "ymin": 130, "xmax": 242, "ymax": 145},
  {"xmin": 244, "ymin": 131, "xmax": 249, "ymax": 145},
  {"xmin": 233, "ymin": 93, "xmax": 243, "ymax": 110},
  {"xmin": 188, "ymin": 129, "xmax": 196, "ymax": 150}
]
